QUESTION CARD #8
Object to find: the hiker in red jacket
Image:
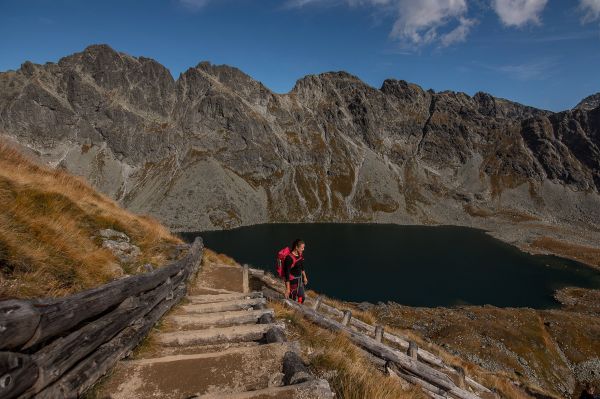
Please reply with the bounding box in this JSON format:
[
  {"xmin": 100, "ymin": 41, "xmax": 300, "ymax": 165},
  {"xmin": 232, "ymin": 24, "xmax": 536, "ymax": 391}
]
[{"xmin": 283, "ymin": 239, "xmax": 308, "ymax": 303}]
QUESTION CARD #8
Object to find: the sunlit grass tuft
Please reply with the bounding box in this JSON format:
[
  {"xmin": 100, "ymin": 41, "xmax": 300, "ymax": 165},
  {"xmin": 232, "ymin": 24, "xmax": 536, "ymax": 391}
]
[
  {"xmin": 271, "ymin": 301, "xmax": 428, "ymax": 399},
  {"xmin": 0, "ymin": 141, "xmax": 182, "ymax": 299}
]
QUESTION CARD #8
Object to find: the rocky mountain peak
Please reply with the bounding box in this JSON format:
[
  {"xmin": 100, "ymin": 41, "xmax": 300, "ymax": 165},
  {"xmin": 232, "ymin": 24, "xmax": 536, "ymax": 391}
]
[
  {"xmin": 59, "ymin": 44, "xmax": 128, "ymax": 68},
  {"xmin": 291, "ymin": 71, "xmax": 365, "ymax": 91},
  {"xmin": 192, "ymin": 61, "xmax": 272, "ymax": 101},
  {"xmin": 380, "ymin": 79, "xmax": 431, "ymax": 105},
  {"xmin": 575, "ymin": 93, "xmax": 600, "ymax": 111}
]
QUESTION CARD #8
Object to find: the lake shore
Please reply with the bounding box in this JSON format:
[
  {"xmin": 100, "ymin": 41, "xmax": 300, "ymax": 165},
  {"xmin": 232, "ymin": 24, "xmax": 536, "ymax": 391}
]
[{"xmin": 181, "ymin": 222, "xmax": 600, "ymax": 309}]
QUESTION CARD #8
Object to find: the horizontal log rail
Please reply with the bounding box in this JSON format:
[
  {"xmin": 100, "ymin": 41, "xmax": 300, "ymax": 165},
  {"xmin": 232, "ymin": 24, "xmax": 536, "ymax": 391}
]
[
  {"xmin": 249, "ymin": 268, "xmax": 494, "ymax": 398},
  {"xmin": 283, "ymin": 298, "xmax": 481, "ymax": 399},
  {"xmin": 0, "ymin": 237, "xmax": 204, "ymax": 399}
]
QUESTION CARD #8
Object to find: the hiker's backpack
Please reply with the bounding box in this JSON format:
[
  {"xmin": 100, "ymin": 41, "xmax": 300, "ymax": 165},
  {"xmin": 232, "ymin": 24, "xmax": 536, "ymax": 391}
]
[{"xmin": 275, "ymin": 247, "xmax": 303, "ymax": 279}]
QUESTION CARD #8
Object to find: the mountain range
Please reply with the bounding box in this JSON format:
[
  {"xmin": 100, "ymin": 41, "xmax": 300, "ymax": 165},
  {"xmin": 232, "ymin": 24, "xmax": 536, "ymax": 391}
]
[{"xmin": 1, "ymin": 44, "xmax": 599, "ymax": 258}]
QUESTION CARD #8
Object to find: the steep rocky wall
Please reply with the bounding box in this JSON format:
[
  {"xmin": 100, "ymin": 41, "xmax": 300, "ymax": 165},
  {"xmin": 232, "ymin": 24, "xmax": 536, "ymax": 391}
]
[{"xmin": 1, "ymin": 44, "xmax": 599, "ymax": 236}]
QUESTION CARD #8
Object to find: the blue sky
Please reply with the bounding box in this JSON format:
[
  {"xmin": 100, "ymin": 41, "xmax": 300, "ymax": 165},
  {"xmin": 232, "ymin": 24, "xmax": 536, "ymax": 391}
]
[{"xmin": 1, "ymin": 0, "xmax": 599, "ymax": 111}]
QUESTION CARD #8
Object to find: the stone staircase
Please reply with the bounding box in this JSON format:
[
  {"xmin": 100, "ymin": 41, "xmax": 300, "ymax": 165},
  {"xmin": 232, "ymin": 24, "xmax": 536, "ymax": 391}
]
[{"xmin": 96, "ymin": 260, "xmax": 333, "ymax": 399}]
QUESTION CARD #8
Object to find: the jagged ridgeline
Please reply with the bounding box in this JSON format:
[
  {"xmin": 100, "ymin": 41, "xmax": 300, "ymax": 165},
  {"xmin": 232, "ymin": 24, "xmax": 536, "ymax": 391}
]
[
  {"xmin": 0, "ymin": 142, "xmax": 182, "ymax": 299},
  {"xmin": 0, "ymin": 44, "xmax": 599, "ymax": 233}
]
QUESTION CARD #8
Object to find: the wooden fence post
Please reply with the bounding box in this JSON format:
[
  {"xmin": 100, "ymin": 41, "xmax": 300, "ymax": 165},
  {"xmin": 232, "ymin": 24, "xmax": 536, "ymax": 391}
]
[
  {"xmin": 242, "ymin": 265, "xmax": 249, "ymax": 294},
  {"xmin": 374, "ymin": 325, "xmax": 384, "ymax": 343},
  {"xmin": 312, "ymin": 296, "xmax": 323, "ymax": 311},
  {"xmin": 408, "ymin": 341, "xmax": 418, "ymax": 359},
  {"xmin": 453, "ymin": 366, "xmax": 466, "ymax": 389},
  {"xmin": 341, "ymin": 310, "xmax": 352, "ymax": 326}
]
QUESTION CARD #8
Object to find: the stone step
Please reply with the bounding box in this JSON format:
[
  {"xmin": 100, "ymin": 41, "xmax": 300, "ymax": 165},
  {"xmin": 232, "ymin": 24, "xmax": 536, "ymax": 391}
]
[
  {"xmin": 187, "ymin": 291, "xmax": 263, "ymax": 304},
  {"xmin": 192, "ymin": 378, "xmax": 335, "ymax": 399},
  {"xmin": 101, "ymin": 342, "xmax": 293, "ymax": 399},
  {"xmin": 158, "ymin": 323, "xmax": 285, "ymax": 347},
  {"xmin": 181, "ymin": 298, "xmax": 266, "ymax": 314},
  {"xmin": 167, "ymin": 309, "xmax": 274, "ymax": 329},
  {"xmin": 190, "ymin": 286, "xmax": 239, "ymax": 295}
]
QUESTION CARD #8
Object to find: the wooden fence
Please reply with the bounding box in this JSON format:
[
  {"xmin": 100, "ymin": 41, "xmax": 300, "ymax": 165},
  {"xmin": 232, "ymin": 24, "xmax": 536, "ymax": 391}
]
[
  {"xmin": 248, "ymin": 268, "xmax": 496, "ymax": 399},
  {"xmin": 0, "ymin": 237, "xmax": 204, "ymax": 399}
]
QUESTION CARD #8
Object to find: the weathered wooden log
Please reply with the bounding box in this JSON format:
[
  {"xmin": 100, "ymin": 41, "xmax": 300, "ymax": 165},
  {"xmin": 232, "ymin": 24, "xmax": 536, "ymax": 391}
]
[
  {"xmin": 264, "ymin": 326, "xmax": 287, "ymax": 343},
  {"xmin": 357, "ymin": 347, "xmax": 387, "ymax": 370},
  {"xmin": 261, "ymin": 286, "xmax": 284, "ymax": 300},
  {"xmin": 248, "ymin": 267, "xmax": 265, "ymax": 275},
  {"xmin": 187, "ymin": 291, "xmax": 263, "ymax": 304},
  {"xmin": 35, "ymin": 282, "xmax": 189, "ymax": 399},
  {"xmin": 158, "ymin": 323, "xmax": 285, "ymax": 347},
  {"xmin": 191, "ymin": 378, "xmax": 334, "ymax": 399},
  {"xmin": 32, "ymin": 239, "xmax": 203, "ymax": 399},
  {"xmin": 20, "ymin": 238, "xmax": 202, "ymax": 350},
  {"xmin": 0, "ymin": 352, "xmax": 38, "ymax": 399},
  {"xmin": 181, "ymin": 298, "xmax": 266, "ymax": 314},
  {"xmin": 243, "ymin": 265, "xmax": 250, "ymax": 294},
  {"xmin": 171, "ymin": 263, "xmax": 195, "ymax": 288},
  {"xmin": 462, "ymin": 375, "xmax": 493, "ymax": 395},
  {"xmin": 25, "ymin": 278, "xmax": 174, "ymax": 396},
  {"xmin": 283, "ymin": 351, "xmax": 312, "ymax": 385},
  {"xmin": 249, "ymin": 270, "xmax": 284, "ymax": 294},
  {"xmin": 375, "ymin": 325, "xmax": 384, "ymax": 343},
  {"xmin": 387, "ymin": 362, "xmax": 449, "ymax": 398},
  {"xmin": 283, "ymin": 299, "xmax": 481, "ymax": 399},
  {"xmin": 0, "ymin": 301, "xmax": 40, "ymax": 351},
  {"xmin": 169, "ymin": 309, "xmax": 273, "ymax": 329}
]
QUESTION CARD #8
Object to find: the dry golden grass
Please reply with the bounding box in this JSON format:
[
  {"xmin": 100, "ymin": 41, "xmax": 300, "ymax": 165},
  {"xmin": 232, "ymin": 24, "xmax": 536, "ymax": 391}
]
[
  {"xmin": 202, "ymin": 248, "xmax": 238, "ymax": 266},
  {"xmin": 530, "ymin": 236, "xmax": 600, "ymax": 268},
  {"xmin": 304, "ymin": 290, "xmax": 546, "ymax": 398},
  {"xmin": 271, "ymin": 301, "xmax": 428, "ymax": 399},
  {"xmin": 371, "ymin": 303, "xmax": 575, "ymax": 398},
  {"xmin": 463, "ymin": 204, "xmax": 539, "ymax": 223},
  {"xmin": 0, "ymin": 141, "xmax": 182, "ymax": 299}
]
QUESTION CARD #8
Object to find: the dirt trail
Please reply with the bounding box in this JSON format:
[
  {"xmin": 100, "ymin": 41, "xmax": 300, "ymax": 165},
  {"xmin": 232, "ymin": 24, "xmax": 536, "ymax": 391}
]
[{"xmin": 93, "ymin": 256, "xmax": 333, "ymax": 398}]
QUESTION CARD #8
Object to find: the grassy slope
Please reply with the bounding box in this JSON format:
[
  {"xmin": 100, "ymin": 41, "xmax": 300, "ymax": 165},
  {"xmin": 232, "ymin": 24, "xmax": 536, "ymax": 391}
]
[{"xmin": 0, "ymin": 142, "xmax": 181, "ymax": 299}]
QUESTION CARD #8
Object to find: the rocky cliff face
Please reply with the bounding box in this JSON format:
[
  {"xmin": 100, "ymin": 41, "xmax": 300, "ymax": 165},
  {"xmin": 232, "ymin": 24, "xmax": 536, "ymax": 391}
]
[
  {"xmin": 576, "ymin": 93, "xmax": 600, "ymax": 111},
  {"xmin": 1, "ymin": 44, "xmax": 599, "ymax": 238}
]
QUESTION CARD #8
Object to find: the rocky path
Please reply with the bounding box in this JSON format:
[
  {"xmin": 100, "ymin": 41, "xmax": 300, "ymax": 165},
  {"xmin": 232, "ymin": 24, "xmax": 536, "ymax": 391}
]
[{"xmin": 95, "ymin": 257, "xmax": 333, "ymax": 398}]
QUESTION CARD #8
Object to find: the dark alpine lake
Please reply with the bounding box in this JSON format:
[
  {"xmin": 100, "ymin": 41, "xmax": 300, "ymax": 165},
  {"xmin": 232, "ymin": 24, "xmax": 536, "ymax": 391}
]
[{"xmin": 180, "ymin": 223, "xmax": 600, "ymax": 309}]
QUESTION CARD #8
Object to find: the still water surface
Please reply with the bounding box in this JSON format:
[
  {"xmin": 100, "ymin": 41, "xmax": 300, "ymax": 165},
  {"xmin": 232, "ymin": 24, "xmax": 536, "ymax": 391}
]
[{"xmin": 181, "ymin": 223, "xmax": 600, "ymax": 308}]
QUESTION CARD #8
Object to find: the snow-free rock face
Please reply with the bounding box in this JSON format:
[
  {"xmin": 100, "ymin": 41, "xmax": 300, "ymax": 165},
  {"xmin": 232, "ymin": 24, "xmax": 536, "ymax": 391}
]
[
  {"xmin": 1, "ymin": 45, "xmax": 599, "ymax": 232},
  {"xmin": 575, "ymin": 92, "xmax": 600, "ymax": 111}
]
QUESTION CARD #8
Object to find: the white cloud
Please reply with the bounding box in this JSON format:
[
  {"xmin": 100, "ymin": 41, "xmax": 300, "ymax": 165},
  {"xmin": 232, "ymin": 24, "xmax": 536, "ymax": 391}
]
[
  {"xmin": 179, "ymin": 0, "xmax": 211, "ymax": 11},
  {"xmin": 579, "ymin": 0, "xmax": 600, "ymax": 23},
  {"xmin": 440, "ymin": 17, "xmax": 478, "ymax": 47},
  {"xmin": 285, "ymin": 0, "xmax": 391, "ymax": 8},
  {"xmin": 492, "ymin": 0, "xmax": 548, "ymax": 27},
  {"xmin": 482, "ymin": 58, "xmax": 558, "ymax": 80},
  {"xmin": 390, "ymin": 0, "xmax": 470, "ymax": 46},
  {"xmin": 286, "ymin": 0, "xmax": 476, "ymax": 48},
  {"xmin": 285, "ymin": 0, "xmax": 320, "ymax": 7}
]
